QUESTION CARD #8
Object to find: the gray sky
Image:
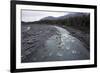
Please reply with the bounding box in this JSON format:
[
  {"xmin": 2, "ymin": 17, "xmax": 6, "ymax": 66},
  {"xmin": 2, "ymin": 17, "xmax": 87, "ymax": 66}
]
[{"xmin": 21, "ymin": 10, "xmax": 69, "ymax": 22}]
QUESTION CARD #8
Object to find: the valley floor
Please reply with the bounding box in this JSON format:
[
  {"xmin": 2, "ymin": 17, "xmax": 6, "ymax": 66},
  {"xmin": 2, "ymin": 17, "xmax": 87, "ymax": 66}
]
[{"xmin": 21, "ymin": 24, "xmax": 90, "ymax": 63}]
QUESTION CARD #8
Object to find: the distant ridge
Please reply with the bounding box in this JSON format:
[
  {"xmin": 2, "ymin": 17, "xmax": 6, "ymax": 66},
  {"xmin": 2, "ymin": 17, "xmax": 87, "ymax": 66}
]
[{"xmin": 22, "ymin": 12, "xmax": 90, "ymax": 28}]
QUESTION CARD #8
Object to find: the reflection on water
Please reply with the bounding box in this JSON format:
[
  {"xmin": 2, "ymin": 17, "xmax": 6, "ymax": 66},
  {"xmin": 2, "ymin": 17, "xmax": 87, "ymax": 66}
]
[{"xmin": 45, "ymin": 26, "xmax": 90, "ymax": 60}]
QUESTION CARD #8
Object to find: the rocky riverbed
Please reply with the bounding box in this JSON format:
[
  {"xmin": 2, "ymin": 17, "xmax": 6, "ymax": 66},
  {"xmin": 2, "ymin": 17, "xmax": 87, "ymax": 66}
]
[{"xmin": 21, "ymin": 24, "xmax": 90, "ymax": 63}]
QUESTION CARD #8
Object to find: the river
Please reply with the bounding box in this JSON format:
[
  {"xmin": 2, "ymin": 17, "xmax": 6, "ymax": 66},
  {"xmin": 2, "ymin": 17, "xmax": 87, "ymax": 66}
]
[{"xmin": 21, "ymin": 24, "xmax": 90, "ymax": 62}]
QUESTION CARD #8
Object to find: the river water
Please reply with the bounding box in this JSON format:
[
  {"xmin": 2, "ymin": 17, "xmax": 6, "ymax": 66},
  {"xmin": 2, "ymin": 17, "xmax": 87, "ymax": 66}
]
[{"xmin": 45, "ymin": 25, "xmax": 90, "ymax": 60}]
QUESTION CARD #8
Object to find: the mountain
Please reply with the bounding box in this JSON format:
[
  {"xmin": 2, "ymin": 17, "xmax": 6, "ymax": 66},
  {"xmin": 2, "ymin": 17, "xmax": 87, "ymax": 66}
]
[
  {"xmin": 40, "ymin": 16, "xmax": 57, "ymax": 21},
  {"xmin": 40, "ymin": 13, "xmax": 89, "ymax": 21},
  {"xmin": 22, "ymin": 12, "xmax": 90, "ymax": 28},
  {"xmin": 58, "ymin": 13, "xmax": 88, "ymax": 20}
]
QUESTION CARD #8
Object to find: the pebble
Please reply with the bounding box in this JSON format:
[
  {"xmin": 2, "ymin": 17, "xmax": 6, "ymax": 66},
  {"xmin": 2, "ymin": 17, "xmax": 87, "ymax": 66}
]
[
  {"xmin": 72, "ymin": 50, "xmax": 77, "ymax": 54},
  {"xmin": 57, "ymin": 52, "xmax": 63, "ymax": 56},
  {"xmin": 27, "ymin": 26, "xmax": 31, "ymax": 30}
]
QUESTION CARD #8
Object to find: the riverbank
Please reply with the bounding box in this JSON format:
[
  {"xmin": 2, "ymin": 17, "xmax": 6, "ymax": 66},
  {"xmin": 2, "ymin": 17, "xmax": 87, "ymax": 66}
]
[{"xmin": 57, "ymin": 25, "xmax": 90, "ymax": 51}]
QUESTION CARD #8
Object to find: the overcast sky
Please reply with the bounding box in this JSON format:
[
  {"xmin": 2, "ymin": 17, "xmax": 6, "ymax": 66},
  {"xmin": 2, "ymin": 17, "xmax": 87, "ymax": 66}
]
[{"xmin": 21, "ymin": 10, "xmax": 69, "ymax": 22}]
